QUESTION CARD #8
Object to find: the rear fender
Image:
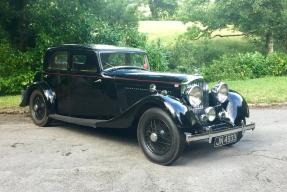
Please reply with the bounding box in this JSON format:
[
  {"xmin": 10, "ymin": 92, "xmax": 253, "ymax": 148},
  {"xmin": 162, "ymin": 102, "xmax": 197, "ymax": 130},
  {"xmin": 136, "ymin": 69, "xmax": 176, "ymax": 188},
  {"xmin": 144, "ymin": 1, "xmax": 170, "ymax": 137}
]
[{"xmin": 20, "ymin": 81, "xmax": 56, "ymax": 109}]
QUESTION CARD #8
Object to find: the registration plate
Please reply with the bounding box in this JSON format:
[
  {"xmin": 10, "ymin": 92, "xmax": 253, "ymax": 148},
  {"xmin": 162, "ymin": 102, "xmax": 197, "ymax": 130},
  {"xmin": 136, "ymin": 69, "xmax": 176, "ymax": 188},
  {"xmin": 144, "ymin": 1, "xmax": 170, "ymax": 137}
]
[{"xmin": 214, "ymin": 133, "xmax": 237, "ymax": 147}]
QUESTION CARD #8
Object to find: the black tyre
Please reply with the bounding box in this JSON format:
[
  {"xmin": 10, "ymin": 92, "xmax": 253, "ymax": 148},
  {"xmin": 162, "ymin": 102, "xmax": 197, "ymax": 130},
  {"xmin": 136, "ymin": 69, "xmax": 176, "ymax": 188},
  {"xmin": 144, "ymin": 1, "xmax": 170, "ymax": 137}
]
[
  {"xmin": 137, "ymin": 108, "xmax": 185, "ymax": 165},
  {"xmin": 29, "ymin": 90, "xmax": 50, "ymax": 127}
]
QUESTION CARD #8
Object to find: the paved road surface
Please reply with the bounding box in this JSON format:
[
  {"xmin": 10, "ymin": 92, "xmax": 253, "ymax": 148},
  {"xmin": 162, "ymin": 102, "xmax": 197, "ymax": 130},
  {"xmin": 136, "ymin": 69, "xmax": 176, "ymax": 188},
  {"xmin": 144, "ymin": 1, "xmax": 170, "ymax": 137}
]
[{"xmin": 0, "ymin": 107, "xmax": 287, "ymax": 192}]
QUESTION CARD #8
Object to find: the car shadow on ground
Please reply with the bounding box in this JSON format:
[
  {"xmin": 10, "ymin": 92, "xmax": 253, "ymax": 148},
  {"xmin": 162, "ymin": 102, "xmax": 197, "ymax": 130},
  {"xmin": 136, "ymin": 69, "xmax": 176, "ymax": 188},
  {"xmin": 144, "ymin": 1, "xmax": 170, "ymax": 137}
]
[
  {"xmin": 50, "ymin": 120, "xmax": 139, "ymax": 147},
  {"xmin": 50, "ymin": 120, "xmax": 237, "ymax": 165},
  {"xmin": 175, "ymin": 142, "xmax": 229, "ymax": 166}
]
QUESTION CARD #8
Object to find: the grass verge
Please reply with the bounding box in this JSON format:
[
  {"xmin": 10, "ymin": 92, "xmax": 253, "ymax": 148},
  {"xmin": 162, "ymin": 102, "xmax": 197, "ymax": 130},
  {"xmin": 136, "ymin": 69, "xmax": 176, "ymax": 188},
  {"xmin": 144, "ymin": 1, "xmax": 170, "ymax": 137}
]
[
  {"xmin": 215, "ymin": 76, "xmax": 287, "ymax": 105},
  {"xmin": 0, "ymin": 95, "xmax": 21, "ymax": 109}
]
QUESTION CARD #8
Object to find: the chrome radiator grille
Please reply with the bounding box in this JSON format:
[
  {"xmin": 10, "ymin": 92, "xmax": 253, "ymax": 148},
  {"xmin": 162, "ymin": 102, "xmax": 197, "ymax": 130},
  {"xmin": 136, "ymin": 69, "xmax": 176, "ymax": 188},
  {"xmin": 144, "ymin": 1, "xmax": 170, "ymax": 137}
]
[{"xmin": 193, "ymin": 79, "xmax": 209, "ymax": 109}]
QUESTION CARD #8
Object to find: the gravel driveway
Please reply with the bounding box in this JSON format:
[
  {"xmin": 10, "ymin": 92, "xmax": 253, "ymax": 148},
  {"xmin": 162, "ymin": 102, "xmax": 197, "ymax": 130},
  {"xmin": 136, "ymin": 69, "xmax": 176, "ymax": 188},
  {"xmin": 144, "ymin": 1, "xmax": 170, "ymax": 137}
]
[{"xmin": 0, "ymin": 107, "xmax": 287, "ymax": 192}]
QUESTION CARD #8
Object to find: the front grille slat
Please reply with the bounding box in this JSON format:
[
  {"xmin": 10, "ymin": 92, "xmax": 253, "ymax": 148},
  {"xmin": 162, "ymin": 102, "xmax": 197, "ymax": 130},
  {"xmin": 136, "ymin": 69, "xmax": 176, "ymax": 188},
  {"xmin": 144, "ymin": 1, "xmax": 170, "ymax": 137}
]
[{"xmin": 193, "ymin": 80, "xmax": 209, "ymax": 109}]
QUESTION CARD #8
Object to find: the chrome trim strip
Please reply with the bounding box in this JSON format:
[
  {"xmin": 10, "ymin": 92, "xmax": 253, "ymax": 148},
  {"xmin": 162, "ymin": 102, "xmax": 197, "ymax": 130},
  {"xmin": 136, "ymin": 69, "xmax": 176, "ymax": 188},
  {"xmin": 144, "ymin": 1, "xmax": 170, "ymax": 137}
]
[
  {"xmin": 185, "ymin": 123, "xmax": 255, "ymax": 143},
  {"xmin": 181, "ymin": 75, "xmax": 203, "ymax": 85}
]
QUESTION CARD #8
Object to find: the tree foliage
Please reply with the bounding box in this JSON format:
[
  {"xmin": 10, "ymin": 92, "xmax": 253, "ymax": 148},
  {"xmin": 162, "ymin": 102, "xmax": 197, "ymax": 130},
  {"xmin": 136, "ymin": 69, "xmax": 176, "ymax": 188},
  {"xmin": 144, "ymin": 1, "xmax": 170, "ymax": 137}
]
[
  {"xmin": 137, "ymin": 0, "xmax": 178, "ymax": 19},
  {"xmin": 0, "ymin": 0, "xmax": 149, "ymax": 95},
  {"xmin": 178, "ymin": 0, "xmax": 287, "ymax": 54},
  {"xmin": 0, "ymin": 0, "xmax": 142, "ymax": 50}
]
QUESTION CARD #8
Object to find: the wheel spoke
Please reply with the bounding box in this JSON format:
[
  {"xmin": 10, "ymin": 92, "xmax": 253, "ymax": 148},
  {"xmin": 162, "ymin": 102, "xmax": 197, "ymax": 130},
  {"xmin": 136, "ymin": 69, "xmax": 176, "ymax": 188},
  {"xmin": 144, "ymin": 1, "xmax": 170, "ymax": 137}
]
[
  {"xmin": 150, "ymin": 120, "xmax": 157, "ymax": 132},
  {"xmin": 157, "ymin": 140, "xmax": 172, "ymax": 146},
  {"xmin": 158, "ymin": 135, "xmax": 171, "ymax": 142},
  {"xmin": 144, "ymin": 118, "xmax": 172, "ymax": 155},
  {"xmin": 32, "ymin": 95, "xmax": 46, "ymax": 121},
  {"xmin": 35, "ymin": 97, "xmax": 40, "ymax": 105}
]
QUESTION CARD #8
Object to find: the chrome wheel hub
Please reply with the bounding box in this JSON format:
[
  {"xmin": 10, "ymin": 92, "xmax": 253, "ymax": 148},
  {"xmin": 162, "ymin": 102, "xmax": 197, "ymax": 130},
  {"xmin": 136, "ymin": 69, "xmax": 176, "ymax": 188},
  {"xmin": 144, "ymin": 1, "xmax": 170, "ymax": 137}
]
[
  {"xmin": 32, "ymin": 95, "xmax": 46, "ymax": 121},
  {"xmin": 150, "ymin": 132, "xmax": 158, "ymax": 142},
  {"xmin": 34, "ymin": 104, "xmax": 39, "ymax": 111},
  {"xmin": 144, "ymin": 119, "xmax": 172, "ymax": 155}
]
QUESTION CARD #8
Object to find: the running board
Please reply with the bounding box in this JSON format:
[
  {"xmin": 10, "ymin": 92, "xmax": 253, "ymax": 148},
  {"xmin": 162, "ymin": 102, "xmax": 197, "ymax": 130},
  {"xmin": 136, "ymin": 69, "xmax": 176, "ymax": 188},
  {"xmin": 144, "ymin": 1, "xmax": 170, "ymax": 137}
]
[{"xmin": 49, "ymin": 114, "xmax": 108, "ymax": 128}]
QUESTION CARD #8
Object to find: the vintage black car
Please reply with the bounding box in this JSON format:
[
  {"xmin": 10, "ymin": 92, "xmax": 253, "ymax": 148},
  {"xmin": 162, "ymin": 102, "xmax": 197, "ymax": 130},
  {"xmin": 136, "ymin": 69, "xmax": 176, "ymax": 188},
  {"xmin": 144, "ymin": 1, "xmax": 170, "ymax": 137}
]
[{"xmin": 20, "ymin": 44, "xmax": 255, "ymax": 165}]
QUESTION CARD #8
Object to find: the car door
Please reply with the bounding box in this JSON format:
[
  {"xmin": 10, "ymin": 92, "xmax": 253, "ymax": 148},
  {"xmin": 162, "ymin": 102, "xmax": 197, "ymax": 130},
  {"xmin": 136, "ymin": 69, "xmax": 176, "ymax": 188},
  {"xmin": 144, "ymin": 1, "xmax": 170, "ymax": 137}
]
[
  {"xmin": 69, "ymin": 50, "xmax": 119, "ymax": 119},
  {"xmin": 45, "ymin": 49, "xmax": 72, "ymax": 115}
]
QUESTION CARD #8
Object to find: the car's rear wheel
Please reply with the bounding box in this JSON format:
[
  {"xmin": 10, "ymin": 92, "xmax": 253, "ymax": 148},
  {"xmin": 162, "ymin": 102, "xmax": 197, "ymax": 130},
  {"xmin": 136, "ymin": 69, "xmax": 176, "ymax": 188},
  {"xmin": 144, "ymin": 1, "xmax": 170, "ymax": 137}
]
[
  {"xmin": 29, "ymin": 90, "xmax": 50, "ymax": 127},
  {"xmin": 137, "ymin": 108, "xmax": 185, "ymax": 165}
]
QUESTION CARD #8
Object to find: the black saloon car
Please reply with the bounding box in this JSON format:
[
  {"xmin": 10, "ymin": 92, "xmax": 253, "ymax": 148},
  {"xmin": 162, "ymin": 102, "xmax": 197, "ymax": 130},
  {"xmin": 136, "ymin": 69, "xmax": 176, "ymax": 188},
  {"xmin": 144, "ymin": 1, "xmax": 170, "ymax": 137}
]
[{"xmin": 20, "ymin": 44, "xmax": 255, "ymax": 165}]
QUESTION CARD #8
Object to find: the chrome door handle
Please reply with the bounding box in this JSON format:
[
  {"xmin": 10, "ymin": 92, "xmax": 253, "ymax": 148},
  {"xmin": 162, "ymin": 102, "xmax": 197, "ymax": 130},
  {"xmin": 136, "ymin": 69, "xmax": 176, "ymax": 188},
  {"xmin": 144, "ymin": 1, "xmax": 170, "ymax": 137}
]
[{"xmin": 94, "ymin": 79, "xmax": 102, "ymax": 83}]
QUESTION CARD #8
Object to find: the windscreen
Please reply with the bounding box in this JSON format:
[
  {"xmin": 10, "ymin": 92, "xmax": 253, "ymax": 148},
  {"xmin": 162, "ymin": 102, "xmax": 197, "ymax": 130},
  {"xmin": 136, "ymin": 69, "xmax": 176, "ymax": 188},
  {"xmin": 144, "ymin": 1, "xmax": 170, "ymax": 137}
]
[{"xmin": 100, "ymin": 52, "xmax": 149, "ymax": 70}]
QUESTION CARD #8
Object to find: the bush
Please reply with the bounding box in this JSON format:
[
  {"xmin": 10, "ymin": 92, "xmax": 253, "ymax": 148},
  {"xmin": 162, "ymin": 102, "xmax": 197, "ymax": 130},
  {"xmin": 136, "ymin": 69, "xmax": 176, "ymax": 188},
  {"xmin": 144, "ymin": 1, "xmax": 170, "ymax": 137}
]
[
  {"xmin": 145, "ymin": 41, "xmax": 169, "ymax": 72},
  {"xmin": 0, "ymin": 43, "xmax": 38, "ymax": 95},
  {"xmin": 201, "ymin": 54, "xmax": 253, "ymax": 81},
  {"xmin": 267, "ymin": 53, "xmax": 287, "ymax": 76},
  {"xmin": 168, "ymin": 37, "xmax": 257, "ymax": 73},
  {"xmin": 202, "ymin": 52, "xmax": 287, "ymax": 82}
]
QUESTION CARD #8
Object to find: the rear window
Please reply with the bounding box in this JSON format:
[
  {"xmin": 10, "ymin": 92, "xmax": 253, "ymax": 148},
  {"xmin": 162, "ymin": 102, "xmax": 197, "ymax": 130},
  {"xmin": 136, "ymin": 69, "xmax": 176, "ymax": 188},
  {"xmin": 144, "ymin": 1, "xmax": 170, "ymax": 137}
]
[
  {"xmin": 48, "ymin": 51, "xmax": 68, "ymax": 70},
  {"xmin": 72, "ymin": 52, "xmax": 98, "ymax": 72}
]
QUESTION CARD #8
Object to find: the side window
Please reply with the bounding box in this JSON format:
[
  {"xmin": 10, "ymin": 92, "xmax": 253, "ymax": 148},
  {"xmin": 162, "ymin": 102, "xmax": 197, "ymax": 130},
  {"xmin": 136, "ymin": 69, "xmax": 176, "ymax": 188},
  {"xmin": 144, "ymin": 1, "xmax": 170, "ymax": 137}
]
[
  {"xmin": 72, "ymin": 52, "xmax": 98, "ymax": 72},
  {"xmin": 48, "ymin": 51, "xmax": 68, "ymax": 70}
]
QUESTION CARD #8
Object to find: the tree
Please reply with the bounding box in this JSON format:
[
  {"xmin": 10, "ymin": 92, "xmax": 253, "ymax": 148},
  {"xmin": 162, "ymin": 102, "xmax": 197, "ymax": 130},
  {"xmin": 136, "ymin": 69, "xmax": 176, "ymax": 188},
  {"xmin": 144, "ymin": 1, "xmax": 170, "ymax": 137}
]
[
  {"xmin": 0, "ymin": 0, "xmax": 37, "ymax": 51},
  {"xmin": 0, "ymin": 0, "xmax": 143, "ymax": 50},
  {"xmin": 0, "ymin": 0, "xmax": 147, "ymax": 95},
  {"xmin": 178, "ymin": 0, "xmax": 287, "ymax": 54},
  {"xmin": 143, "ymin": 0, "xmax": 178, "ymax": 19}
]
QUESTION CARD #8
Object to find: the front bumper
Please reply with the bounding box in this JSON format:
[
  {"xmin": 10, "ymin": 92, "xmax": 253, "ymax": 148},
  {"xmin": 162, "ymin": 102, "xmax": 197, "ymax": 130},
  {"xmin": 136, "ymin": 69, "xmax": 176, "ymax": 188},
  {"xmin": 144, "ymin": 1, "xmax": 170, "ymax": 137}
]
[{"xmin": 185, "ymin": 122, "xmax": 255, "ymax": 143}]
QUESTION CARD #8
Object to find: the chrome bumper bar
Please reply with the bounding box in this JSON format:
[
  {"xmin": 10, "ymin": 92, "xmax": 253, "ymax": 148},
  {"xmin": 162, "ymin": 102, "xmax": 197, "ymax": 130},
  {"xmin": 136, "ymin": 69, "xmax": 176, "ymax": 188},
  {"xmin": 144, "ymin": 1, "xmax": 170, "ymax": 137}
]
[{"xmin": 185, "ymin": 123, "xmax": 255, "ymax": 144}]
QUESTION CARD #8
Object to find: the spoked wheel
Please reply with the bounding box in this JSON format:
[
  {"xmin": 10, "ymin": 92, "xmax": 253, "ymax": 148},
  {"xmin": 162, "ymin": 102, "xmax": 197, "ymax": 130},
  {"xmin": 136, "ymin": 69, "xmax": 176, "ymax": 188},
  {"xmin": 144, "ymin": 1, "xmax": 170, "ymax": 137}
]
[
  {"xmin": 29, "ymin": 90, "xmax": 50, "ymax": 126},
  {"xmin": 144, "ymin": 119, "xmax": 172, "ymax": 156},
  {"xmin": 137, "ymin": 108, "xmax": 185, "ymax": 165}
]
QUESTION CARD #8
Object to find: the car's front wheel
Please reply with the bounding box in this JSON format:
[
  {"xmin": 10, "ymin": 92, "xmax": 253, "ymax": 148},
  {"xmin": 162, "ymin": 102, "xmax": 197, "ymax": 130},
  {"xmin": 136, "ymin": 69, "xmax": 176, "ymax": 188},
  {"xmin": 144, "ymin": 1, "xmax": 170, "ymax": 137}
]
[
  {"xmin": 29, "ymin": 90, "xmax": 50, "ymax": 127},
  {"xmin": 137, "ymin": 108, "xmax": 185, "ymax": 165}
]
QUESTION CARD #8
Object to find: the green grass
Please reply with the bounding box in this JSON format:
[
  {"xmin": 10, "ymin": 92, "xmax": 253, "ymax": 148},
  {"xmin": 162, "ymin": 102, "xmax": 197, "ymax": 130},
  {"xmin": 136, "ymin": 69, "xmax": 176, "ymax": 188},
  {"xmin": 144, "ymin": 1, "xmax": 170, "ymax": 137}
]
[
  {"xmin": 0, "ymin": 95, "xmax": 21, "ymax": 109},
  {"xmin": 213, "ymin": 76, "xmax": 287, "ymax": 104},
  {"xmin": 0, "ymin": 76, "xmax": 286, "ymax": 109}
]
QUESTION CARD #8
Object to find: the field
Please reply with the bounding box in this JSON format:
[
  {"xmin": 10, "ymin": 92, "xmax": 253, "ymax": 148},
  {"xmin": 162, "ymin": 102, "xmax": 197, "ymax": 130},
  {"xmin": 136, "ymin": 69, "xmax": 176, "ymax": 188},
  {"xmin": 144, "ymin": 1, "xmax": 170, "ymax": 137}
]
[
  {"xmin": 138, "ymin": 21, "xmax": 245, "ymax": 45},
  {"xmin": 139, "ymin": 21, "xmax": 189, "ymax": 44}
]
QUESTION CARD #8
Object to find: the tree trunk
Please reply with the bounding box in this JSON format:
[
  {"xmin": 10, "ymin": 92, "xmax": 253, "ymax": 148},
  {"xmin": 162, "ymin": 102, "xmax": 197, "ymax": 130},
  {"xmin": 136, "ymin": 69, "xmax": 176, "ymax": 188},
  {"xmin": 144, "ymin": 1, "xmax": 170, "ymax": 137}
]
[
  {"xmin": 18, "ymin": 0, "xmax": 28, "ymax": 51},
  {"xmin": 266, "ymin": 31, "xmax": 274, "ymax": 55},
  {"xmin": 148, "ymin": 0, "xmax": 158, "ymax": 19}
]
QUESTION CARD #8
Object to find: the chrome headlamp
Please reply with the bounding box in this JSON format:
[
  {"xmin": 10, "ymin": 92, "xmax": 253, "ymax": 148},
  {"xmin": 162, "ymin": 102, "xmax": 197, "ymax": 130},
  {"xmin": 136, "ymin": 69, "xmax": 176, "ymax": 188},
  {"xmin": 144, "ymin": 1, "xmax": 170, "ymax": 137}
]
[
  {"xmin": 205, "ymin": 107, "xmax": 216, "ymax": 122},
  {"xmin": 213, "ymin": 82, "xmax": 229, "ymax": 103},
  {"xmin": 185, "ymin": 85, "xmax": 203, "ymax": 107}
]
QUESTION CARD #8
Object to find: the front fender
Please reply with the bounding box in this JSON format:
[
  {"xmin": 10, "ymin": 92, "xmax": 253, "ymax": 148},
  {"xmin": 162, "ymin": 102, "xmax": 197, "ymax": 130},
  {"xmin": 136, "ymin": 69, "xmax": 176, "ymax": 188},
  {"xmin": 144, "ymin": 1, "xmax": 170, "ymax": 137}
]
[
  {"xmin": 20, "ymin": 81, "xmax": 56, "ymax": 109},
  {"xmin": 97, "ymin": 94, "xmax": 197, "ymax": 131},
  {"xmin": 143, "ymin": 95, "xmax": 197, "ymax": 132},
  {"xmin": 226, "ymin": 90, "xmax": 249, "ymax": 125}
]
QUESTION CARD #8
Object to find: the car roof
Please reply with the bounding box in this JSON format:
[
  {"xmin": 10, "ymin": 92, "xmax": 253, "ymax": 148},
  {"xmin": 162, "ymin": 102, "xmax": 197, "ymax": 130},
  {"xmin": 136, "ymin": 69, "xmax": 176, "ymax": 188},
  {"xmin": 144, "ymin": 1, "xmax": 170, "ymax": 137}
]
[{"xmin": 47, "ymin": 44, "xmax": 146, "ymax": 53}]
